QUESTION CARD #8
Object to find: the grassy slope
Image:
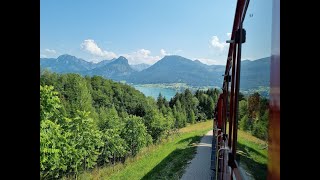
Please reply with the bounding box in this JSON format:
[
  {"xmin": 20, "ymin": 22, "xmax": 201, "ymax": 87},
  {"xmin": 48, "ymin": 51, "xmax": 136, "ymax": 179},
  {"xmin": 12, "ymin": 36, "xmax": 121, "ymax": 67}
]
[
  {"xmin": 78, "ymin": 120, "xmax": 213, "ymax": 180},
  {"xmin": 76, "ymin": 121, "xmax": 268, "ymax": 180},
  {"xmin": 237, "ymin": 130, "xmax": 268, "ymax": 180},
  {"xmin": 222, "ymin": 123, "xmax": 268, "ymax": 180}
]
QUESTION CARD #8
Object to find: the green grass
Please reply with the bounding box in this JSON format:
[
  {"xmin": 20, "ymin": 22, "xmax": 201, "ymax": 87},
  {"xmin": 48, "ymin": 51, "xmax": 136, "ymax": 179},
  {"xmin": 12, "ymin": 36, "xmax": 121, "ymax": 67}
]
[
  {"xmin": 77, "ymin": 120, "xmax": 213, "ymax": 180},
  {"xmin": 70, "ymin": 121, "xmax": 268, "ymax": 180},
  {"xmin": 237, "ymin": 129, "xmax": 268, "ymax": 180}
]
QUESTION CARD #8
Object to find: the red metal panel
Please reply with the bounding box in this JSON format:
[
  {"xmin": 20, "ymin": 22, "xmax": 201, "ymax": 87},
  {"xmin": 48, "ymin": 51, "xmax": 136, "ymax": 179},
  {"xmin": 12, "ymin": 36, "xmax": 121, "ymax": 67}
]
[
  {"xmin": 268, "ymin": 0, "xmax": 280, "ymax": 179},
  {"xmin": 228, "ymin": 49, "xmax": 237, "ymax": 148},
  {"xmin": 217, "ymin": 94, "xmax": 224, "ymax": 129}
]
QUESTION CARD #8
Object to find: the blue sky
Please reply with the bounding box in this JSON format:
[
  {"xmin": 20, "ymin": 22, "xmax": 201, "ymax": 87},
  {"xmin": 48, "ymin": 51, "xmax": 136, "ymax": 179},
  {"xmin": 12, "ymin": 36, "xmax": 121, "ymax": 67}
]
[{"xmin": 40, "ymin": 0, "xmax": 272, "ymax": 65}]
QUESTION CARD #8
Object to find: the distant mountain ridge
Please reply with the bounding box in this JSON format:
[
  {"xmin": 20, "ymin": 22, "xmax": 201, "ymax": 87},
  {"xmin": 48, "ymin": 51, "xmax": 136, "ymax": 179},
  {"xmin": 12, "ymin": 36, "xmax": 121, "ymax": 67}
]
[
  {"xmin": 41, "ymin": 54, "xmax": 137, "ymax": 79},
  {"xmin": 82, "ymin": 56, "xmax": 135, "ymax": 80},
  {"xmin": 40, "ymin": 54, "xmax": 270, "ymax": 89},
  {"xmin": 131, "ymin": 63, "xmax": 151, "ymax": 71},
  {"xmin": 127, "ymin": 55, "xmax": 224, "ymax": 86},
  {"xmin": 40, "ymin": 55, "xmax": 93, "ymax": 73}
]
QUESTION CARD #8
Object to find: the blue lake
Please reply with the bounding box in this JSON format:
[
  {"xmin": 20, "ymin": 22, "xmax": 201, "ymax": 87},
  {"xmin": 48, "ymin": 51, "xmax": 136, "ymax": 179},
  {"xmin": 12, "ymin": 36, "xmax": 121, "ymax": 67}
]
[{"xmin": 133, "ymin": 85, "xmax": 177, "ymax": 100}]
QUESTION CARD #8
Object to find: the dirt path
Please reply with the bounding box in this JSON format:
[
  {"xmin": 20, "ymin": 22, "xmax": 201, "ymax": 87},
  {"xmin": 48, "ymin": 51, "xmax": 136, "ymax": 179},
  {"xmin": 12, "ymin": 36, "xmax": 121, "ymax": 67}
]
[{"xmin": 181, "ymin": 130, "xmax": 214, "ymax": 180}]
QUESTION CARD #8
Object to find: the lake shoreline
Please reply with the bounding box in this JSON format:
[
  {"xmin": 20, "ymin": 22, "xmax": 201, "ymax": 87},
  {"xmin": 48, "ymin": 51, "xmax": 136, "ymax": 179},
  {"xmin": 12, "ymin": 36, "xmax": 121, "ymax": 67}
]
[{"xmin": 129, "ymin": 83, "xmax": 269, "ymax": 100}]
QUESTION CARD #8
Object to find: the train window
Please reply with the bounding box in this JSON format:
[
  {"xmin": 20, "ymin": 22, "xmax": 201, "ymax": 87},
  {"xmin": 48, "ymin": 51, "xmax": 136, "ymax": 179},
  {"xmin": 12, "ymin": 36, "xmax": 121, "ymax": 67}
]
[{"xmin": 235, "ymin": 0, "xmax": 272, "ymax": 179}]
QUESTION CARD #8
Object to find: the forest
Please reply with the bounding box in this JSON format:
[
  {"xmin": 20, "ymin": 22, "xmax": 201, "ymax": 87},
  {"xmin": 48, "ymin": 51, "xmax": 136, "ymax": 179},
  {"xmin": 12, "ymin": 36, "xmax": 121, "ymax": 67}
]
[
  {"xmin": 238, "ymin": 92, "xmax": 269, "ymax": 140},
  {"xmin": 40, "ymin": 71, "xmax": 220, "ymax": 179},
  {"xmin": 40, "ymin": 70, "xmax": 268, "ymax": 179}
]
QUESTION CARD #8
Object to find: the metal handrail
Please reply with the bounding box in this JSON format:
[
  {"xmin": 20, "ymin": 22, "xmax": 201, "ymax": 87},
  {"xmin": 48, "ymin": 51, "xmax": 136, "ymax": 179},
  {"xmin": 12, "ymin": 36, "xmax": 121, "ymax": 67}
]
[{"xmin": 215, "ymin": 147, "xmax": 229, "ymax": 180}]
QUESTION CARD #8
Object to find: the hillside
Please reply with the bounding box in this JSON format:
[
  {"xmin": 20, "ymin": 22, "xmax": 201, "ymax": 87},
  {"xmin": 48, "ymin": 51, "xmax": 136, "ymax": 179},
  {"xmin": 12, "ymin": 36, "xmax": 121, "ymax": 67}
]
[
  {"xmin": 83, "ymin": 56, "xmax": 135, "ymax": 80},
  {"xmin": 131, "ymin": 63, "xmax": 151, "ymax": 71},
  {"xmin": 40, "ymin": 72, "xmax": 219, "ymax": 179},
  {"xmin": 240, "ymin": 57, "xmax": 270, "ymax": 89},
  {"xmin": 127, "ymin": 55, "xmax": 224, "ymax": 87},
  {"xmin": 40, "ymin": 54, "xmax": 94, "ymax": 73}
]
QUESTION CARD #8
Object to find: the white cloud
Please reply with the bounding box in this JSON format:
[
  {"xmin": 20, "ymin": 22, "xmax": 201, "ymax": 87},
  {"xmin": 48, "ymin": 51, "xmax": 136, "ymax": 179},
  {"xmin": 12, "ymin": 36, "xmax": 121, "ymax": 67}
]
[
  {"xmin": 45, "ymin": 49, "xmax": 56, "ymax": 54},
  {"xmin": 160, "ymin": 49, "xmax": 170, "ymax": 56},
  {"xmin": 210, "ymin": 36, "xmax": 227, "ymax": 51},
  {"xmin": 227, "ymin": 33, "xmax": 232, "ymax": 38},
  {"xmin": 80, "ymin": 39, "xmax": 165, "ymax": 64},
  {"xmin": 122, "ymin": 49, "xmax": 161, "ymax": 65},
  {"xmin": 80, "ymin": 39, "xmax": 117, "ymax": 59},
  {"xmin": 175, "ymin": 49, "xmax": 183, "ymax": 53},
  {"xmin": 40, "ymin": 48, "xmax": 56, "ymax": 58}
]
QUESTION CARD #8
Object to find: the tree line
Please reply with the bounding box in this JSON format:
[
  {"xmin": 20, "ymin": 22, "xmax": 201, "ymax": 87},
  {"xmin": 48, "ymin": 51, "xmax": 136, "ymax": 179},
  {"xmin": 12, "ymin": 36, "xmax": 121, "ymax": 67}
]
[
  {"xmin": 40, "ymin": 71, "xmax": 219, "ymax": 179},
  {"xmin": 238, "ymin": 92, "xmax": 269, "ymax": 140}
]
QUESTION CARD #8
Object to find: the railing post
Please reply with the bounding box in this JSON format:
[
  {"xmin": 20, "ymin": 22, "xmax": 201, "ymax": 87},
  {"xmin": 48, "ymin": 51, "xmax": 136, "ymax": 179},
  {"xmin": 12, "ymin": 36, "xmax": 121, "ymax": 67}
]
[{"xmin": 215, "ymin": 147, "xmax": 229, "ymax": 180}]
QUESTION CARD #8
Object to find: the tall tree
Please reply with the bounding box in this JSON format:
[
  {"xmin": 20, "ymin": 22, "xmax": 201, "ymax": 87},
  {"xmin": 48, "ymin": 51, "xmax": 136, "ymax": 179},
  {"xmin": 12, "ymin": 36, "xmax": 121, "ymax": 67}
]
[
  {"xmin": 157, "ymin": 93, "xmax": 164, "ymax": 109},
  {"xmin": 247, "ymin": 92, "xmax": 260, "ymax": 119},
  {"xmin": 189, "ymin": 110, "xmax": 196, "ymax": 124},
  {"xmin": 239, "ymin": 100, "xmax": 248, "ymax": 120},
  {"xmin": 40, "ymin": 85, "xmax": 61, "ymax": 121},
  {"xmin": 121, "ymin": 115, "xmax": 151, "ymax": 156}
]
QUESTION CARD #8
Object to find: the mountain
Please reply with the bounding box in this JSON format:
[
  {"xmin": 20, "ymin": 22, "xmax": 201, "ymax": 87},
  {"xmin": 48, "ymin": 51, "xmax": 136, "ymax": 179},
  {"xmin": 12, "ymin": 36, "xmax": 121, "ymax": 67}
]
[
  {"xmin": 127, "ymin": 55, "xmax": 270, "ymax": 89},
  {"xmin": 240, "ymin": 57, "xmax": 270, "ymax": 89},
  {"xmin": 93, "ymin": 58, "xmax": 116, "ymax": 68},
  {"xmin": 40, "ymin": 54, "xmax": 270, "ymax": 90},
  {"xmin": 83, "ymin": 56, "xmax": 136, "ymax": 80},
  {"xmin": 40, "ymin": 54, "xmax": 94, "ymax": 73},
  {"xmin": 40, "ymin": 54, "xmax": 118, "ymax": 73},
  {"xmin": 40, "ymin": 55, "xmax": 135, "ymax": 79},
  {"xmin": 130, "ymin": 63, "xmax": 151, "ymax": 71},
  {"xmin": 127, "ymin": 55, "xmax": 224, "ymax": 86}
]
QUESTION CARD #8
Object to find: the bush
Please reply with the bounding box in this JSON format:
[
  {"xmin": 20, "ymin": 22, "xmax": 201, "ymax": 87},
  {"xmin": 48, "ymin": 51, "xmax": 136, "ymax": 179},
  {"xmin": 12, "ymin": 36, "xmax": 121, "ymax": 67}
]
[
  {"xmin": 252, "ymin": 120, "xmax": 268, "ymax": 140},
  {"xmin": 239, "ymin": 115, "xmax": 252, "ymax": 131},
  {"xmin": 121, "ymin": 115, "xmax": 151, "ymax": 156},
  {"xmin": 252, "ymin": 110, "xmax": 269, "ymax": 140}
]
